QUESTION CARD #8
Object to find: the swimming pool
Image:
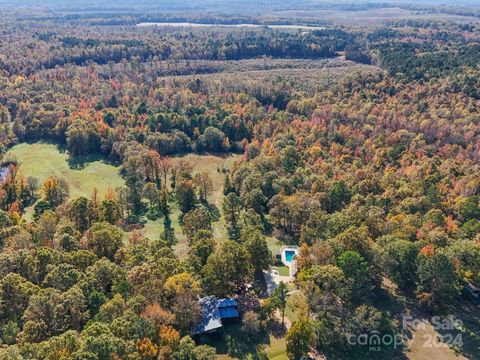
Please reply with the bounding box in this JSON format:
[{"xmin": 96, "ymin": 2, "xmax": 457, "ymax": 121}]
[{"xmin": 284, "ymin": 250, "xmax": 296, "ymax": 264}]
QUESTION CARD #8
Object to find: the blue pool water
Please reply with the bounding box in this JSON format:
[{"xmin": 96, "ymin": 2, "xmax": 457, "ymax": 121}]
[{"xmin": 285, "ymin": 250, "xmax": 296, "ymax": 263}]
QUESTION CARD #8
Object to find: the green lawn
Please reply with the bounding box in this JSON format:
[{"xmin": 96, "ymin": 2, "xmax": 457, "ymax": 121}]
[
  {"xmin": 5, "ymin": 142, "xmax": 124, "ymax": 200},
  {"xmin": 202, "ymin": 322, "xmax": 287, "ymax": 360},
  {"xmin": 272, "ymin": 266, "xmax": 290, "ymax": 277},
  {"xmin": 285, "ymin": 291, "xmax": 303, "ymax": 324},
  {"xmin": 267, "ymin": 236, "xmax": 283, "ymax": 257}
]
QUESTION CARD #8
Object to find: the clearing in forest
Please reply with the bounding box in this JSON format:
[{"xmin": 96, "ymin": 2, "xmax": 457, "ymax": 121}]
[{"xmin": 4, "ymin": 142, "xmax": 124, "ymax": 199}]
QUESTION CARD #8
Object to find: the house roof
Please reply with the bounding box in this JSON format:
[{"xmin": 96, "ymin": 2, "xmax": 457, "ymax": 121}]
[
  {"xmin": 192, "ymin": 296, "xmax": 239, "ymax": 335},
  {"xmin": 217, "ymin": 298, "xmax": 237, "ymax": 308},
  {"xmin": 192, "ymin": 296, "xmax": 222, "ymax": 335},
  {"xmin": 219, "ymin": 306, "xmax": 240, "ymax": 319}
]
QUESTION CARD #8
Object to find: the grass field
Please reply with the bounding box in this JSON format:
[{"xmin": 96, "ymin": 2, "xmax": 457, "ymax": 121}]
[
  {"xmin": 272, "ymin": 266, "xmax": 290, "ymax": 277},
  {"xmin": 269, "ymin": 7, "xmax": 480, "ymax": 26},
  {"xmin": 4, "ymin": 142, "xmax": 124, "ymax": 200},
  {"xmin": 204, "ymin": 323, "xmax": 287, "ymax": 360},
  {"xmin": 140, "ymin": 153, "xmax": 241, "ymax": 256}
]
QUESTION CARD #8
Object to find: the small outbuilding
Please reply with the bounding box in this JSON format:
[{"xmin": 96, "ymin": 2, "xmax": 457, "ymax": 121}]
[{"xmin": 192, "ymin": 296, "xmax": 240, "ymax": 335}]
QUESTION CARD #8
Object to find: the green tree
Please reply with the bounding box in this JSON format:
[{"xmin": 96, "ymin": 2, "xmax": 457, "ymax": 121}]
[
  {"xmin": 173, "ymin": 336, "xmax": 215, "ymax": 360},
  {"xmin": 203, "ymin": 241, "xmax": 251, "ymax": 296},
  {"xmin": 384, "ymin": 240, "xmax": 418, "ymax": 289},
  {"xmin": 222, "ymin": 192, "xmax": 242, "ymax": 241},
  {"xmin": 68, "ymin": 197, "xmax": 92, "ymax": 232},
  {"xmin": 0, "ymin": 273, "xmax": 39, "ymax": 322},
  {"xmin": 326, "ymin": 181, "xmax": 351, "ymax": 213},
  {"xmin": 416, "ymin": 247, "xmax": 461, "ymax": 308},
  {"xmin": 243, "ymin": 228, "xmax": 272, "ymax": 273},
  {"xmin": 85, "ymin": 222, "xmax": 123, "ymax": 260},
  {"xmin": 286, "ymin": 316, "xmax": 315, "ymax": 360},
  {"xmin": 182, "ymin": 208, "xmax": 212, "ymax": 242},
  {"xmin": 337, "ymin": 250, "xmax": 371, "ymax": 301},
  {"xmin": 189, "ymin": 230, "xmax": 216, "ymax": 272},
  {"xmin": 176, "ymin": 179, "xmax": 196, "ymax": 214},
  {"xmin": 99, "ymin": 199, "xmax": 122, "ymax": 225},
  {"xmin": 271, "ymin": 282, "xmax": 289, "ymax": 326}
]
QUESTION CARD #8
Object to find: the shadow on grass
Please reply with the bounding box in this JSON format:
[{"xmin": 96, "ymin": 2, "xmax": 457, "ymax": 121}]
[
  {"xmin": 437, "ymin": 299, "xmax": 480, "ymax": 359},
  {"xmin": 67, "ymin": 153, "xmax": 119, "ymax": 169},
  {"xmin": 198, "ymin": 322, "xmax": 271, "ymax": 359}
]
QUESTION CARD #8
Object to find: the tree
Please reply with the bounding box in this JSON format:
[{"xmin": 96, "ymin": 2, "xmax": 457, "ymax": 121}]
[
  {"xmin": 243, "ymin": 228, "xmax": 272, "ymax": 273},
  {"xmin": 337, "ymin": 250, "xmax": 371, "ymax": 301},
  {"xmin": 21, "ymin": 286, "xmax": 88, "ymax": 342},
  {"xmin": 281, "ymin": 145, "xmax": 301, "ymax": 174},
  {"xmin": 384, "ymin": 240, "xmax": 418, "ymax": 289},
  {"xmin": 189, "ymin": 231, "xmax": 216, "ymax": 272},
  {"xmin": 81, "ymin": 322, "xmax": 127, "ymax": 359},
  {"xmin": 241, "ymin": 188, "xmax": 268, "ymax": 215},
  {"xmin": 165, "ymin": 273, "xmax": 202, "ymax": 334},
  {"xmin": 42, "ymin": 176, "xmax": 69, "ymax": 207},
  {"xmin": 68, "ymin": 197, "xmax": 92, "ymax": 232},
  {"xmin": 416, "ymin": 246, "xmax": 461, "ymax": 308},
  {"xmin": 271, "ymin": 282, "xmax": 289, "ymax": 327},
  {"xmin": 222, "ymin": 192, "xmax": 242, "ymax": 241},
  {"xmin": 182, "ymin": 208, "xmax": 212, "ymax": 242},
  {"xmin": 143, "ymin": 182, "xmax": 159, "ymax": 209},
  {"xmin": 286, "ymin": 316, "xmax": 315, "ymax": 360},
  {"xmin": 26, "ymin": 176, "xmax": 39, "ymax": 199},
  {"xmin": 125, "ymin": 174, "xmax": 143, "ymax": 215},
  {"xmin": 33, "ymin": 199, "xmax": 53, "ymax": 220},
  {"xmin": 197, "ymin": 127, "xmax": 227, "ymax": 153},
  {"xmin": 0, "ymin": 273, "xmax": 39, "ymax": 322},
  {"xmin": 459, "ymin": 195, "xmax": 480, "ymax": 221},
  {"xmin": 34, "ymin": 210, "xmax": 58, "ymax": 246},
  {"xmin": 327, "ymin": 181, "xmax": 351, "ymax": 213},
  {"xmin": 176, "ymin": 179, "xmax": 196, "ymax": 214},
  {"xmin": 171, "ymin": 160, "xmax": 193, "ymax": 188},
  {"xmin": 2, "ymin": 321, "xmax": 20, "ymax": 345},
  {"xmin": 194, "ymin": 172, "xmax": 213, "ymax": 202},
  {"xmin": 173, "ymin": 336, "xmax": 215, "ymax": 360},
  {"xmin": 203, "ymin": 241, "xmax": 251, "ymax": 296},
  {"xmin": 84, "ymin": 222, "xmax": 123, "ymax": 260},
  {"xmin": 159, "ymin": 156, "xmax": 173, "ymax": 187},
  {"xmin": 242, "ymin": 311, "xmax": 261, "ymax": 340},
  {"xmin": 99, "ymin": 199, "xmax": 122, "ymax": 224},
  {"xmin": 43, "ymin": 263, "xmax": 81, "ymax": 291}
]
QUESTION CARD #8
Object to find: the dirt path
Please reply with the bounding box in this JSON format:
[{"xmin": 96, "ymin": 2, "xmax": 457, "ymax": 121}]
[{"xmin": 274, "ymin": 309, "xmax": 292, "ymax": 330}]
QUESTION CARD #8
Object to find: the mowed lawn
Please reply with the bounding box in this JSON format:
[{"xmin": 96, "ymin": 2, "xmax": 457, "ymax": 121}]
[
  {"xmin": 5, "ymin": 142, "xmax": 124, "ymax": 199},
  {"xmin": 204, "ymin": 323, "xmax": 287, "ymax": 360}
]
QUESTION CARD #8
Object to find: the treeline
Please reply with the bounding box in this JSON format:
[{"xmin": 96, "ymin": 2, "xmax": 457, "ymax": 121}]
[
  {"xmin": 1, "ymin": 28, "xmax": 359, "ymax": 75},
  {"xmin": 378, "ymin": 42, "xmax": 480, "ymax": 84}
]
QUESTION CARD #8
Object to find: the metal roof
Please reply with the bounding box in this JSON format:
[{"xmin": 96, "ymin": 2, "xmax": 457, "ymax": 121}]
[
  {"xmin": 219, "ymin": 306, "xmax": 239, "ymax": 319},
  {"xmin": 217, "ymin": 298, "xmax": 237, "ymax": 308},
  {"xmin": 192, "ymin": 296, "xmax": 239, "ymax": 335},
  {"xmin": 192, "ymin": 296, "xmax": 222, "ymax": 335}
]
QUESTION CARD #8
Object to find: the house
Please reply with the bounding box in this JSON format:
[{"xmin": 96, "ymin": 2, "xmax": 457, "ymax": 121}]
[{"xmin": 192, "ymin": 296, "xmax": 240, "ymax": 335}]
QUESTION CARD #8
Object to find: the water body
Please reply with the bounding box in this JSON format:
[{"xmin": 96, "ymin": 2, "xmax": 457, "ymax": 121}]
[{"xmin": 136, "ymin": 22, "xmax": 325, "ymax": 30}]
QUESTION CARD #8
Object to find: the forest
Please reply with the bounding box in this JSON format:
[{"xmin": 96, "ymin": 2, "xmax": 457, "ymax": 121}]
[{"xmin": 0, "ymin": 1, "xmax": 480, "ymax": 359}]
